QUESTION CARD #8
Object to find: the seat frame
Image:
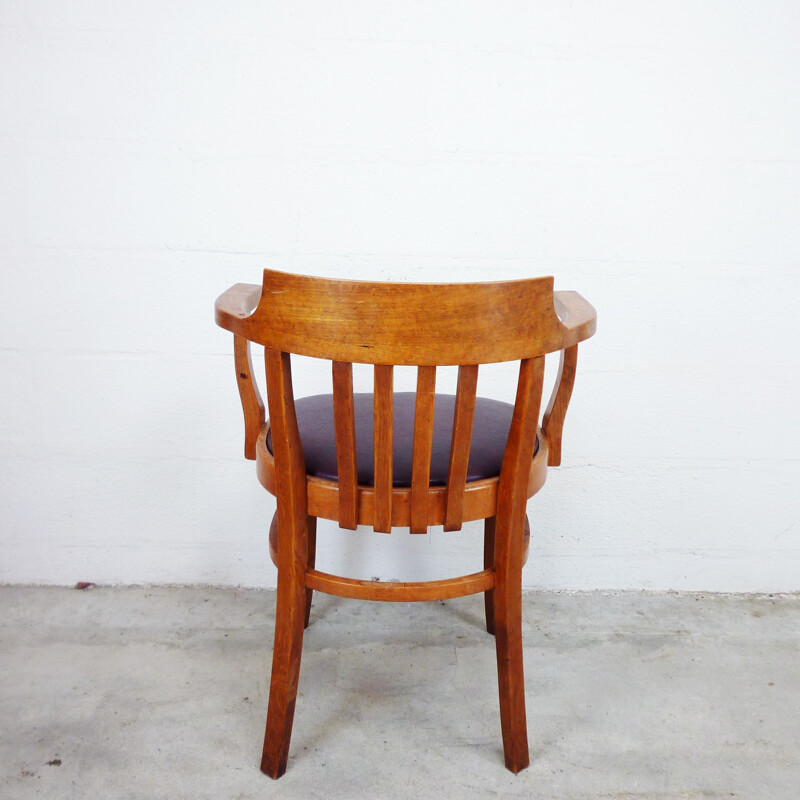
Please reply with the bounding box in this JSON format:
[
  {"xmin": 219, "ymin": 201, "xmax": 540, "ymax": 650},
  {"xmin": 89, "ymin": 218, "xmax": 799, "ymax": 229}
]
[{"xmin": 215, "ymin": 269, "xmax": 596, "ymax": 778}]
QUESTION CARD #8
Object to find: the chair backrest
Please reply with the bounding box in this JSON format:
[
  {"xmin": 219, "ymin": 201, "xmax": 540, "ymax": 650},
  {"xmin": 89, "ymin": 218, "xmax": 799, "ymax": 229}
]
[
  {"xmin": 249, "ymin": 269, "xmax": 567, "ymax": 534},
  {"xmin": 242, "ymin": 269, "xmax": 564, "ymax": 365}
]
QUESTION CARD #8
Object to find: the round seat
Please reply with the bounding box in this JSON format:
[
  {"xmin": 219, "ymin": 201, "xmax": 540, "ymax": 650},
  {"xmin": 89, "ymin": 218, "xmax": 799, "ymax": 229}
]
[{"xmin": 267, "ymin": 392, "xmax": 538, "ymax": 486}]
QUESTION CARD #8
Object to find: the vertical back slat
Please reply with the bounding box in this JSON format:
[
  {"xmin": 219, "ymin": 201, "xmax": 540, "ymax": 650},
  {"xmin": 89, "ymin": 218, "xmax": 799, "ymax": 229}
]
[
  {"xmin": 373, "ymin": 365, "xmax": 394, "ymax": 532},
  {"xmin": 443, "ymin": 364, "xmax": 479, "ymax": 531},
  {"xmin": 332, "ymin": 361, "xmax": 359, "ymax": 530},
  {"xmin": 410, "ymin": 366, "xmax": 437, "ymax": 533}
]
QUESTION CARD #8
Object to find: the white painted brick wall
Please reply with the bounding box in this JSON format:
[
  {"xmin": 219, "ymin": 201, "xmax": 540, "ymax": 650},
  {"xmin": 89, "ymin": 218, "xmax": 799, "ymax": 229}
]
[{"xmin": 1, "ymin": 2, "xmax": 798, "ymax": 589}]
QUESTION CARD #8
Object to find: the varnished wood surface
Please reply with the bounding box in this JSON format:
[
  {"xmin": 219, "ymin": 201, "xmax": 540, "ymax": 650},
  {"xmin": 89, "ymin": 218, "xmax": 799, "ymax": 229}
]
[
  {"xmin": 305, "ymin": 568, "xmax": 495, "ymax": 602},
  {"xmin": 268, "ymin": 509, "xmax": 532, "ymax": 574},
  {"xmin": 217, "ymin": 270, "xmax": 566, "ymax": 365},
  {"xmin": 553, "ymin": 290, "xmax": 597, "ymax": 347},
  {"xmin": 233, "ymin": 335, "xmax": 265, "ymax": 460},
  {"xmin": 542, "ymin": 344, "xmax": 578, "ymax": 467},
  {"xmin": 373, "ymin": 365, "xmax": 394, "ymax": 532},
  {"xmin": 332, "ymin": 362, "xmax": 359, "ymax": 529},
  {"xmin": 483, "ymin": 515, "xmax": 532, "ymax": 635},
  {"xmin": 255, "ymin": 423, "xmax": 549, "ymax": 528},
  {"xmin": 492, "ymin": 357, "xmax": 545, "ymax": 773},
  {"xmin": 268, "ymin": 512, "xmax": 317, "ymax": 630},
  {"xmin": 215, "ymin": 277, "xmax": 597, "ymax": 363},
  {"xmin": 261, "ymin": 350, "xmax": 309, "ymax": 780},
  {"xmin": 215, "ymin": 282, "xmax": 261, "ymax": 325},
  {"xmin": 444, "ymin": 364, "xmax": 479, "ymax": 531},
  {"xmin": 215, "ymin": 269, "xmax": 596, "ymax": 778},
  {"xmin": 410, "ymin": 366, "xmax": 436, "ymax": 533}
]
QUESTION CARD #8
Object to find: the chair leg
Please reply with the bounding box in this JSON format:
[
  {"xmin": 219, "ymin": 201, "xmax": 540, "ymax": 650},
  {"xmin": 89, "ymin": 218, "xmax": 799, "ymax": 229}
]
[
  {"xmin": 260, "ymin": 516, "xmax": 309, "ymax": 779},
  {"xmin": 493, "ymin": 515, "xmax": 530, "ymax": 773},
  {"xmin": 304, "ymin": 516, "xmax": 317, "ymax": 629},
  {"xmin": 483, "ymin": 517, "xmax": 496, "ymax": 635}
]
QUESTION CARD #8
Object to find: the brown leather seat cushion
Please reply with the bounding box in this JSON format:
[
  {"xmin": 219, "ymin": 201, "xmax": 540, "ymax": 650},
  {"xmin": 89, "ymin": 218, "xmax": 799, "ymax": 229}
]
[{"xmin": 267, "ymin": 392, "xmax": 537, "ymax": 487}]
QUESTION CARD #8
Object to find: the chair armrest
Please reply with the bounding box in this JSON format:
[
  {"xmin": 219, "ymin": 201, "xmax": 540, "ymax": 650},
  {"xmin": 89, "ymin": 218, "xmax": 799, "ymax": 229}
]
[
  {"xmin": 544, "ymin": 291, "xmax": 595, "ymax": 465},
  {"xmin": 215, "ymin": 284, "xmax": 265, "ymax": 459},
  {"xmin": 542, "ymin": 345, "xmax": 577, "ymax": 466},
  {"xmin": 215, "ymin": 283, "xmax": 262, "ymax": 334},
  {"xmin": 554, "ymin": 291, "xmax": 597, "ymax": 347}
]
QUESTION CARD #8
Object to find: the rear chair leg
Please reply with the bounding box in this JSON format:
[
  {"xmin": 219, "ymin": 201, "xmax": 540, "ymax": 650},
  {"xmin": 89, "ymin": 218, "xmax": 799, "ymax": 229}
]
[
  {"xmin": 493, "ymin": 514, "xmax": 530, "ymax": 773},
  {"xmin": 261, "ymin": 515, "xmax": 312, "ymax": 779}
]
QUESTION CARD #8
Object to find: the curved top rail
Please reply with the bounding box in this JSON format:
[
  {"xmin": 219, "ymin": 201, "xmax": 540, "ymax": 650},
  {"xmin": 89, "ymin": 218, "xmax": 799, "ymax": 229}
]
[{"xmin": 215, "ymin": 269, "xmax": 594, "ymax": 365}]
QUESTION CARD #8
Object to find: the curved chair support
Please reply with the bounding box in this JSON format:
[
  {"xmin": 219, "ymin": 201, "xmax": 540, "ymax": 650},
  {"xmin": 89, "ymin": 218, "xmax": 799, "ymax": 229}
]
[
  {"xmin": 306, "ymin": 568, "xmax": 494, "ymax": 602},
  {"xmin": 234, "ymin": 335, "xmax": 264, "ymax": 460},
  {"xmin": 269, "ymin": 511, "xmax": 531, "ymax": 580},
  {"xmin": 542, "ymin": 344, "xmax": 578, "ymax": 467},
  {"xmin": 216, "ymin": 283, "xmax": 597, "ymax": 350}
]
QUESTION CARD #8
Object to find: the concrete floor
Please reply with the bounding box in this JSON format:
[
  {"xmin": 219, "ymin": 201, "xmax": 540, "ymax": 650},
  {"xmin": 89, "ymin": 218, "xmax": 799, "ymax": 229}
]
[{"xmin": 0, "ymin": 587, "xmax": 798, "ymax": 800}]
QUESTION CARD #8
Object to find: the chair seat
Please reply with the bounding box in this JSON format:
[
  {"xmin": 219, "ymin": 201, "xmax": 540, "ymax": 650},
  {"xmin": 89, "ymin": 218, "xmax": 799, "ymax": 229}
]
[{"xmin": 268, "ymin": 392, "xmax": 538, "ymax": 487}]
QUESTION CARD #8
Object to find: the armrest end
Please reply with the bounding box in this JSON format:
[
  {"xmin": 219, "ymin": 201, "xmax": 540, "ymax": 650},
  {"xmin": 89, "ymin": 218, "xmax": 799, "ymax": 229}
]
[
  {"xmin": 215, "ymin": 283, "xmax": 261, "ymax": 334},
  {"xmin": 554, "ymin": 291, "xmax": 597, "ymax": 347}
]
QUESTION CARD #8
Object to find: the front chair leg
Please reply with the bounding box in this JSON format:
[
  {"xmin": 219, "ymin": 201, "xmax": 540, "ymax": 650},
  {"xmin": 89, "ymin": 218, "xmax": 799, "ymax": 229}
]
[
  {"xmin": 493, "ymin": 514, "xmax": 530, "ymax": 773},
  {"xmin": 304, "ymin": 516, "xmax": 317, "ymax": 629},
  {"xmin": 483, "ymin": 517, "xmax": 496, "ymax": 635}
]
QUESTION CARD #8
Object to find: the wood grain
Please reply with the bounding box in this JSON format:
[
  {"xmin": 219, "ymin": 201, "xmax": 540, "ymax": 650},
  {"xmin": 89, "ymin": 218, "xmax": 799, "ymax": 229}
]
[
  {"xmin": 267, "ymin": 511, "xmax": 316, "ymax": 629},
  {"xmin": 542, "ymin": 344, "xmax": 578, "ymax": 467},
  {"xmin": 217, "ymin": 276, "xmax": 598, "ymax": 363},
  {"xmin": 484, "ymin": 515, "xmax": 532, "ymax": 635},
  {"xmin": 233, "ymin": 335, "xmax": 264, "ymax": 460},
  {"xmin": 305, "ymin": 568, "xmax": 494, "ymax": 602},
  {"xmin": 217, "ymin": 270, "xmax": 565, "ymax": 365},
  {"xmin": 332, "ymin": 361, "xmax": 359, "ymax": 529},
  {"xmin": 410, "ymin": 366, "xmax": 436, "ymax": 533},
  {"xmin": 444, "ymin": 364, "xmax": 479, "ymax": 531},
  {"xmin": 261, "ymin": 349, "xmax": 309, "ymax": 780},
  {"xmin": 373, "ymin": 365, "xmax": 394, "ymax": 533},
  {"xmin": 492, "ymin": 356, "xmax": 545, "ymax": 773},
  {"xmin": 215, "ymin": 269, "xmax": 596, "ymax": 778},
  {"xmin": 256, "ymin": 424, "xmax": 550, "ymax": 528}
]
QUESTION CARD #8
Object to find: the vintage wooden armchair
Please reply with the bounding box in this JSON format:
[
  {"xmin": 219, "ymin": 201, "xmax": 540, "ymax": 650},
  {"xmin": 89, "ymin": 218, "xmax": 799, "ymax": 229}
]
[{"xmin": 215, "ymin": 269, "xmax": 596, "ymax": 778}]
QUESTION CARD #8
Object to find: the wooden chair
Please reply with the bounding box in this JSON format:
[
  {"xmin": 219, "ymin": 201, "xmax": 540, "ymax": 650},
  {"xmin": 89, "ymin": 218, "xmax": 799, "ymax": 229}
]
[{"xmin": 215, "ymin": 269, "xmax": 596, "ymax": 778}]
